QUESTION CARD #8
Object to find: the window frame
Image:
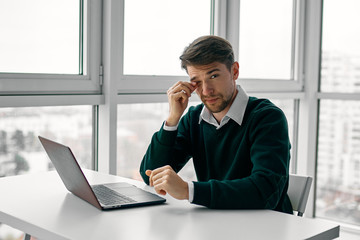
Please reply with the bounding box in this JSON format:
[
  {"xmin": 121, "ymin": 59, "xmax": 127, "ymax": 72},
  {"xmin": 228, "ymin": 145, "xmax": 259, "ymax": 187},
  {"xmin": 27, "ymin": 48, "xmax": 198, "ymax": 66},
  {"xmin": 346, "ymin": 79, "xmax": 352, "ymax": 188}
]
[
  {"xmin": 0, "ymin": 0, "xmax": 308, "ymax": 205},
  {"xmin": 233, "ymin": 0, "xmax": 305, "ymax": 92},
  {"xmin": 117, "ymin": 0, "xmax": 212, "ymax": 94},
  {"xmin": 111, "ymin": 0, "xmax": 305, "ymax": 179},
  {"xmin": 117, "ymin": 0, "xmax": 305, "ymax": 94},
  {"xmin": 0, "ymin": 0, "xmax": 102, "ymax": 95}
]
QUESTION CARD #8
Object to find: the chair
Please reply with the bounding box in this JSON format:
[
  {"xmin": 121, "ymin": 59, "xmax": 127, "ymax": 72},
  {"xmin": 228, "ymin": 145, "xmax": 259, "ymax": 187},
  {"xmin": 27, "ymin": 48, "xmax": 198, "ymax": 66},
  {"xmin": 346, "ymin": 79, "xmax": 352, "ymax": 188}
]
[{"xmin": 287, "ymin": 174, "xmax": 313, "ymax": 216}]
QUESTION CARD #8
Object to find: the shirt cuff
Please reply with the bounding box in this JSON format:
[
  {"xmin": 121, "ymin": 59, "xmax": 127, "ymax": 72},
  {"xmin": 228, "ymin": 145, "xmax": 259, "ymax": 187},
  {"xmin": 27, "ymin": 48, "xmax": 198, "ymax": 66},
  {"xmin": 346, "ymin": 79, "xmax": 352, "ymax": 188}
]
[
  {"xmin": 188, "ymin": 181, "xmax": 194, "ymax": 203},
  {"xmin": 163, "ymin": 120, "xmax": 178, "ymax": 131}
]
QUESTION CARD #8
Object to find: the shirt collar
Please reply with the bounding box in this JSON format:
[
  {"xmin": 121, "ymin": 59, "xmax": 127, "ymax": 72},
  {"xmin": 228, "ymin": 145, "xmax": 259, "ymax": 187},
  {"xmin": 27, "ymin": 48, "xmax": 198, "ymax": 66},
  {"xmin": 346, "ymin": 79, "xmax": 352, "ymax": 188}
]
[{"xmin": 198, "ymin": 85, "xmax": 249, "ymax": 129}]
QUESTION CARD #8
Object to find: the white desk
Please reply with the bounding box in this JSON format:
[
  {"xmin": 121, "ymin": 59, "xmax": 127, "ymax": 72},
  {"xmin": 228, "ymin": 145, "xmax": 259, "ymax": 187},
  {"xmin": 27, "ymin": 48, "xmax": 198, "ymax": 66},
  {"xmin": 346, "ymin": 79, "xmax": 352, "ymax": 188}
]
[{"xmin": 0, "ymin": 170, "xmax": 339, "ymax": 240}]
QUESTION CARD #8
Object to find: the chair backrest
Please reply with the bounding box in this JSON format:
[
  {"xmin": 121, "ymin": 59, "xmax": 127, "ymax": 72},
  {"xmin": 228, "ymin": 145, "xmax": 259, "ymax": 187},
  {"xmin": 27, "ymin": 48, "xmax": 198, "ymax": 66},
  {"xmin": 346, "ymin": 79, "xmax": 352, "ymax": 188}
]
[{"xmin": 287, "ymin": 174, "xmax": 313, "ymax": 216}]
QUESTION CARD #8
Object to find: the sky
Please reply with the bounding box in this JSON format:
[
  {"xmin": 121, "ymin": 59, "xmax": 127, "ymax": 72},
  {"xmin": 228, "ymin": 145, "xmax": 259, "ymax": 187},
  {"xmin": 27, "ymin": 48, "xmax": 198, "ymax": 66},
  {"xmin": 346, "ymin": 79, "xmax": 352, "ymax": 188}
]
[{"xmin": 322, "ymin": 0, "xmax": 360, "ymax": 55}]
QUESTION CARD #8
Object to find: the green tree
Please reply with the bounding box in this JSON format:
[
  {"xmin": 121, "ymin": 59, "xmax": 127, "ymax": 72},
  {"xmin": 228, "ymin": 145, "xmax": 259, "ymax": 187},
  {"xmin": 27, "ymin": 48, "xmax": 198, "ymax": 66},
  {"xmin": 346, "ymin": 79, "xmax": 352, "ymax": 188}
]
[
  {"xmin": 0, "ymin": 130, "xmax": 8, "ymax": 154},
  {"xmin": 14, "ymin": 153, "xmax": 29, "ymax": 174},
  {"xmin": 11, "ymin": 130, "xmax": 25, "ymax": 151}
]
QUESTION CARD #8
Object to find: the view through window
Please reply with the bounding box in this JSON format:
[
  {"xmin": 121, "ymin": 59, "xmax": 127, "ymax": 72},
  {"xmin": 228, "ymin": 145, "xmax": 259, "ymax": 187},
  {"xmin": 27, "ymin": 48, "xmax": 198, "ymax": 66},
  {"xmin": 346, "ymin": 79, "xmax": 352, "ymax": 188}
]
[
  {"xmin": 316, "ymin": 0, "xmax": 360, "ymax": 226},
  {"xmin": 0, "ymin": 106, "xmax": 93, "ymax": 239},
  {"xmin": 0, "ymin": 106, "xmax": 93, "ymax": 176},
  {"xmin": 117, "ymin": 102, "xmax": 198, "ymax": 182},
  {"xmin": 317, "ymin": 100, "xmax": 360, "ymax": 225}
]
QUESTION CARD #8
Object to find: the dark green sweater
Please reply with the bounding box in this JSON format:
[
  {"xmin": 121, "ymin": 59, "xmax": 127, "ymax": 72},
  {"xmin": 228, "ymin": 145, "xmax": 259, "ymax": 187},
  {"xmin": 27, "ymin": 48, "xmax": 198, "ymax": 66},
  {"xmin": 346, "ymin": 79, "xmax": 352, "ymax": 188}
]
[{"xmin": 140, "ymin": 97, "xmax": 293, "ymax": 214}]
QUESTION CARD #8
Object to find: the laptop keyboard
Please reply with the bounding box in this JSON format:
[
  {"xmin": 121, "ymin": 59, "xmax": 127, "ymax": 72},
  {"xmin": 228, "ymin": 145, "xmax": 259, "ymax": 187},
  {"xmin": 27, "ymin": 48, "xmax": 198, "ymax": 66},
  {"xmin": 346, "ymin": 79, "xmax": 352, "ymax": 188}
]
[{"xmin": 92, "ymin": 185, "xmax": 136, "ymax": 205}]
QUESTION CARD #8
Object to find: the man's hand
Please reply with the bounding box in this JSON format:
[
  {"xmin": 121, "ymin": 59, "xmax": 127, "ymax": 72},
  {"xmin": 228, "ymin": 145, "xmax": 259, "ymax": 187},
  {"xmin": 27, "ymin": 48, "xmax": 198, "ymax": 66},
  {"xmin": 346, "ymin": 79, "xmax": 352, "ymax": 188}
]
[
  {"xmin": 166, "ymin": 81, "xmax": 197, "ymax": 127},
  {"xmin": 145, "ymin": 165, "xmax": 189, "ymax": 200}
]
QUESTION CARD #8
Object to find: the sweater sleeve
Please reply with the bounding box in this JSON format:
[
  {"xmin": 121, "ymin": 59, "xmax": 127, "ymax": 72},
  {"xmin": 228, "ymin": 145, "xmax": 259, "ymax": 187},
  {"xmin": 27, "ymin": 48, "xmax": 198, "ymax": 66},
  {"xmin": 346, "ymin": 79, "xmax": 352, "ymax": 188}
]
[
  {"xmin": 139, "ymin": 116, "xmax": 193, "ymax": 185},
  {"xmin": 192, "ymin": 106, "xmax": 292, "ymax": 213}
]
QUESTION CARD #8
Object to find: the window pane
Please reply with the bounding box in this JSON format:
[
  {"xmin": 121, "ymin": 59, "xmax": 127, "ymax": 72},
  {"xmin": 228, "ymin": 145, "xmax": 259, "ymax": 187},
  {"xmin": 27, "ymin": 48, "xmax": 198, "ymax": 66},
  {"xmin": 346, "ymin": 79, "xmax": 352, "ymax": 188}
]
[
  {"xmin": 117, "ymin": 103, "xmax": 168, "ymax": 180},
  {"xmin": 321, "ymin": 0, "xmax": 360, "ymax": 93},
  {"xmin": 0, "ymin": 105, "xmax": 93, "ymax": 239},
  {"xmin": 117, "ymin": 103, "xmax": 196, "ymax": 181},
  {"xmin": 117, "ymin": 99, "xmax": 294, "ymax": 180},
  {"xmin": 238, "ymin": 0, "xmax": 293, "ymax": 79},
  {"xmin": 0, "ymin": 0, "xmax": 82, "ymax": 74},
  {"xmin": 123, "ymin": 0, "xmax": 211, "ymax": 76},
  {"xmin": 316, "ymin": 100, "xmax": 360, "ymax": 225},
  {"xmin": 0, "ymin": 106, "xmax": 93, "ymax": 177}
]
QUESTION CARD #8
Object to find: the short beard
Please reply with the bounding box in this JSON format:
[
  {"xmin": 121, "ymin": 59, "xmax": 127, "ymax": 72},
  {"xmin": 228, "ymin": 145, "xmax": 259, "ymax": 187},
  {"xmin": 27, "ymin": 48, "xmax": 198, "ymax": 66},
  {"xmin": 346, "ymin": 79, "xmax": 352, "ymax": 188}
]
[{"xmin": 202, "ymin": 94, "xmax": 233, "ymax": 113}]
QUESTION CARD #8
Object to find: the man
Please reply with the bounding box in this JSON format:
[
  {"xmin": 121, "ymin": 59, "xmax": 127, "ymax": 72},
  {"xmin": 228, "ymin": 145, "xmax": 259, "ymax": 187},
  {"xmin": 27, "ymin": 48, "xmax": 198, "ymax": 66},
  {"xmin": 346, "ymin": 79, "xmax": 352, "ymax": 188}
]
[{"xmin": 139, "ymin": 35, "xmax": 293, "ymax": 213}]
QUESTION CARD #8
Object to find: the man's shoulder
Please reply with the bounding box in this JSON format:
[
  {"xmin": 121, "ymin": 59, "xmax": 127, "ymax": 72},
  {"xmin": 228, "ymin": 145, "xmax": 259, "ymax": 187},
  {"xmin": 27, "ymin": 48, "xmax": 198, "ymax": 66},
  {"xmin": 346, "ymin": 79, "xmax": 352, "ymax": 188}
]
[
  {"xmin": 246, "ymin": 97, "xmax": 286, "ymax": 121},
  {"xmin": 248, "ymin": 97, "xmax": 281, "ymax": 112}
]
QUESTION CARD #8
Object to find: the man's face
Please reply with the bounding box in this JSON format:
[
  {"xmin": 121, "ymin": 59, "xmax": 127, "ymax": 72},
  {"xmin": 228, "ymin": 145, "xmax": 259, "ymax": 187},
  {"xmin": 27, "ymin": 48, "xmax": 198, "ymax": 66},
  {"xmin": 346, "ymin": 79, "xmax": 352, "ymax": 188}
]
[{"xmin": 188, "ymin": 62, "xmax": 239, "ymax": 115}]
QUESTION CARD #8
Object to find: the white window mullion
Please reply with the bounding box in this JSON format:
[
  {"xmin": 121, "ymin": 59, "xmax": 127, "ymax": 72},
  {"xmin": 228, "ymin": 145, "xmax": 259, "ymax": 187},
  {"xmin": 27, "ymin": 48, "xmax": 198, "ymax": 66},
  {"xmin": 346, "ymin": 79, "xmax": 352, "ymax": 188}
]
[
  {"xmin": 98, "ymin": 0, "xmax": 122, "ymax": 175},
  {"xmin": 225, "ymin": 0, "xmax": 240, "ymax": 61},
  {"xmin": 293, "ymin": 0, "xmax": 306, "ymax": 88},
  {"xmin": 0, "ymin": 95, "xmax": 103, "ymax": 108},
  {"xmin": 87, "ymin": 0, "xmax": 102, "ymax": 93},
  {"xmin": 213, "ymin": 0, "xmax": 227, "ymax": 39},
  {"xmin": 297, "ymin": 0, "xmax": 323, "ymax": 218}
]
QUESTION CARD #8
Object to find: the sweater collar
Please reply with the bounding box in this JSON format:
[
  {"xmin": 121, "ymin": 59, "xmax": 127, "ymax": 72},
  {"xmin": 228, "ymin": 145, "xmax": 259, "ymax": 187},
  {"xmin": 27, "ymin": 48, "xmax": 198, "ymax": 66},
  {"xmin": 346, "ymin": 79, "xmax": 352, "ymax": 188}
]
[{"xmin": 198, "ymin": 85, "xmax": 249, "ymax": 129}]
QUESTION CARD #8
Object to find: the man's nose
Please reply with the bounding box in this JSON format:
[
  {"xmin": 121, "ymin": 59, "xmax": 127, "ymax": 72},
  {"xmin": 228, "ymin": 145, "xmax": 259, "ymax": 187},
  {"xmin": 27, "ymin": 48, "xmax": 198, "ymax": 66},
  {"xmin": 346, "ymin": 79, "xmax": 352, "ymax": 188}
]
[{"xmin": 202, "ymin": 81, "xmax": 214, "ymax": 96}]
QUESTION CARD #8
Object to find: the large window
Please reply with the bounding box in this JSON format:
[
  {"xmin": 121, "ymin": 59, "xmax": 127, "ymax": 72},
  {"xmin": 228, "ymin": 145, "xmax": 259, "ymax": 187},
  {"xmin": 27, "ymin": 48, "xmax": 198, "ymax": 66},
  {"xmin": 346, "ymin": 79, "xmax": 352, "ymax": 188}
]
[
  {"xmin": 118, "ymin": 0, "xmax": 299, "ymax": 178},
  {"xmin": 0, "ymin": 0, "xmax": 101, "ymax": 94},
  {"xmin": 0, "ymin": 0, "xmax": 81, "ymax": 74},
  {"xmin": 316, "ymin": 0, "xmax": 360, "ymax": 227},
  {"xmin": 5, "ymin": 0, "xmax": 353, "ymax": 238}
]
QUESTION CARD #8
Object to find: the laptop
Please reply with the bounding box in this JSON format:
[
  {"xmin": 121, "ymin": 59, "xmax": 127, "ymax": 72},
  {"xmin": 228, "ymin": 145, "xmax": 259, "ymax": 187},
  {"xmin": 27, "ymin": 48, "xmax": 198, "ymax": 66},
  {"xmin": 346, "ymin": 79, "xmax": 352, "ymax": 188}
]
[{"xmin": 38, "ymin": 136, "xmax": 166, "ymax": 210}]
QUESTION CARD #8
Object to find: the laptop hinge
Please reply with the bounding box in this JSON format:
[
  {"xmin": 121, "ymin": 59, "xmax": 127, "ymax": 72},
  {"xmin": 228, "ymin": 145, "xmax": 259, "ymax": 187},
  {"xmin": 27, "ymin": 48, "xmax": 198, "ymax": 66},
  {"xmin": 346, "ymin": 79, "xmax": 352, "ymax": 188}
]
[{"xmin": 99, "ymin": 65, "xmax": 104, "ymax": 86}]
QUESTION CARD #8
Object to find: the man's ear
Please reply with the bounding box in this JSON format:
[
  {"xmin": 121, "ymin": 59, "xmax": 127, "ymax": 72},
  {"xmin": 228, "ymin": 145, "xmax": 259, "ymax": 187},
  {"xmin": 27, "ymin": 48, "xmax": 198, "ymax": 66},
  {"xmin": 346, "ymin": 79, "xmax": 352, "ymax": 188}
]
[{"xmin": 232, "ymin": 62, "xmax": 240, "ymax": 80}]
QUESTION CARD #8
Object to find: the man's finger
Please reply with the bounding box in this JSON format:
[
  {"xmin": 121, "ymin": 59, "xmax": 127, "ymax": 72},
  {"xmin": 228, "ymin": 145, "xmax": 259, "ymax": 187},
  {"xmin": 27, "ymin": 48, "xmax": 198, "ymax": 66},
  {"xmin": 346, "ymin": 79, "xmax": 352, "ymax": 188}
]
[
  {"xmin": 154, "ymin": 185, "xmax": 167, "ymax": 195},
  {"xmin": 168, "ymin": 81, "xmax": 196, "ymax": 97},
  {"xmin": 150, "ymin": 170, "xmax": 168, "ymax": 186},
  {"xmin": 175, "ymin": 90, "xmax": 189, "ymax": 104},
  {"xmin": 145, "ymin": 170, "xmax": 152, "ymax": 176},
  {"xmin": 147, "ymin": 165, "xmax": 173, "ymax": 187},
  {"xmin": 145, "ymin": 170, "xmax": 154, "ymax": 186}
]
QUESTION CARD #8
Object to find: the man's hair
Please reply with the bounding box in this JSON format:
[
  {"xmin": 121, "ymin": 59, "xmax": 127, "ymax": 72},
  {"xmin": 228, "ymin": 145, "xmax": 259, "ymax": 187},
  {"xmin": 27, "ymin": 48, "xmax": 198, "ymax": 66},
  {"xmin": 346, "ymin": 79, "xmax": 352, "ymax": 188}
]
[{"xmin": 180, "ymin": 35, "xmax": 235, "ymax": 72}]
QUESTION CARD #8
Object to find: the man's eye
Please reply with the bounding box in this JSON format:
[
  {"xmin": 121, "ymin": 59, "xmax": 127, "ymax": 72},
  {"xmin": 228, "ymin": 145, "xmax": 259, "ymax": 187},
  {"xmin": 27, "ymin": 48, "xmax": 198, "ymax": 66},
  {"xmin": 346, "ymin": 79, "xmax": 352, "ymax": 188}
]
[{"xmin": 210, "ymin": 74, "xmax": 218, "ymax": 79}]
